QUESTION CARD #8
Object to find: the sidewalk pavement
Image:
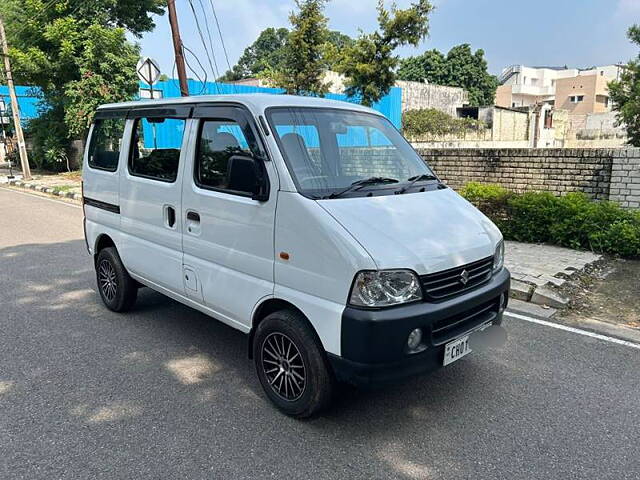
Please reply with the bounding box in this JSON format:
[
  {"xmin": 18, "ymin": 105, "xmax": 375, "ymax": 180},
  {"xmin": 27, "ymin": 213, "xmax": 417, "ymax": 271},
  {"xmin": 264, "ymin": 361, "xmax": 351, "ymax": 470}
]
[
  {"xmin": 2, "ymin": 171, "xmax": 602, "ymax": 316},
  {"xmin": 505, "ymin": 241, "xmax": 602, "ymax": 314}
]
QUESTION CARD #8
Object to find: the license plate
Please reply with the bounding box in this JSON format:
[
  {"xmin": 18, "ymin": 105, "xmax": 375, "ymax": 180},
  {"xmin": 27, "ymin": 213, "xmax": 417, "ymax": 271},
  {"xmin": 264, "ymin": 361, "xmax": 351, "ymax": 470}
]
[{"xmin": 443, "ymin": 335, "xmax": 471, "ymax": 366}]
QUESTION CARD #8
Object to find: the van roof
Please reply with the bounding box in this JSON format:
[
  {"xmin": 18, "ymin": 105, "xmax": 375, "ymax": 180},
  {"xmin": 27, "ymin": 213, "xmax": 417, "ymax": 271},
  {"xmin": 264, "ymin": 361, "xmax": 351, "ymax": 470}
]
[{"xmin": 97, "ymin": 93, "xmax": 380, "ymax": 115}]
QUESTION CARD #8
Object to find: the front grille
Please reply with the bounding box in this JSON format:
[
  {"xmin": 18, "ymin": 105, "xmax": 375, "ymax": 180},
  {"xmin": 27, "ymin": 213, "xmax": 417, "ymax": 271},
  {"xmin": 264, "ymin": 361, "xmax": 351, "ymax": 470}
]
[
  {"xmin": 431, "ymin": 299, "xmax": 499, "ymax": 345},
  {"xmin": 421, "ymin": 256, "xmax": 494, "ymax": 302}
]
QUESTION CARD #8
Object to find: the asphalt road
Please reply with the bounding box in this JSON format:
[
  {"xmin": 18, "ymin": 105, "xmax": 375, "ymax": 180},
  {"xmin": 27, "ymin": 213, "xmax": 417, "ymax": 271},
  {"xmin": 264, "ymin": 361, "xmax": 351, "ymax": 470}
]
[{"xmin": 1, "ymin": 187, "xmax": 639, "ymax": 480}]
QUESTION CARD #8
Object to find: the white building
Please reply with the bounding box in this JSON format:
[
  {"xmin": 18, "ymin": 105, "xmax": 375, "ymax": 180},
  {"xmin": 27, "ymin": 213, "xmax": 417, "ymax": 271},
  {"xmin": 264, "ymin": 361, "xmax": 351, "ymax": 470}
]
[{"xmin": 496, "ymin": 64, "xmax": 624, "ymax": 109}]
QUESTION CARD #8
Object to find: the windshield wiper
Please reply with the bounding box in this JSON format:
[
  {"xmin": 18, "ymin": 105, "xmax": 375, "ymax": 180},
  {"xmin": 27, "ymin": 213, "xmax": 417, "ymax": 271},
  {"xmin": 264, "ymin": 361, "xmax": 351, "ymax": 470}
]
[
  {"xmin": 395, "ymin": 174, "xmax": 439, "ymax": 194},
  {"xmin": 324, "ymin": 177, "xmax": 399, "ymax": 199}
]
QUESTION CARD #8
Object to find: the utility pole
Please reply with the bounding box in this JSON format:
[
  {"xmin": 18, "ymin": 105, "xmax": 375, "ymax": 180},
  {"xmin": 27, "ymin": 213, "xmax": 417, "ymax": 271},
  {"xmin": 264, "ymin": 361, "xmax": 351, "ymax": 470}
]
[
  {"xmin": 0, "ymin": 16, "xmax": 31, "ymax": 180},
  {"xmin": 167, "ymin": 0, "xmax": 189, "ymax": 97}
]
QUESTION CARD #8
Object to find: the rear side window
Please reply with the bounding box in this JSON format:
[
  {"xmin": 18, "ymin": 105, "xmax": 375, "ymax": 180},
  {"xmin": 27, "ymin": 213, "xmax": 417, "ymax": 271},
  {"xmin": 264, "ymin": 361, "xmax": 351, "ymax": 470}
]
[
  {"xmin": 88, "ymin": 118, "xmax": 126, "ymax": 172},
  {"xmin": 195, "ymin": 119, "xmax": 255, "ymax": 192},
  {"xmin": 129, "ymin": 117, "xmax": 186, "ymax": 182}
]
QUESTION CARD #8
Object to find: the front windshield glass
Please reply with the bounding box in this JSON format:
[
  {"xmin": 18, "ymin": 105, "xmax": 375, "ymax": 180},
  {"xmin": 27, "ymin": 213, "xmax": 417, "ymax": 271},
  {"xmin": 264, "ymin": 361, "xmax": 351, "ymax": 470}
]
[{"xmin": 267, "ymin": 107, "xmax": 436, "ymax": 199}]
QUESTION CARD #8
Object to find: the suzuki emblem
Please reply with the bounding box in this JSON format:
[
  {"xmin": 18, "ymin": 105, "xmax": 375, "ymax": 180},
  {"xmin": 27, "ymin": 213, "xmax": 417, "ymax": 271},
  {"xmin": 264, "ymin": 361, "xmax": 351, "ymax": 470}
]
[{"xmin": 459, "ymin": 269, "xmax": 470, "ymax": 285}]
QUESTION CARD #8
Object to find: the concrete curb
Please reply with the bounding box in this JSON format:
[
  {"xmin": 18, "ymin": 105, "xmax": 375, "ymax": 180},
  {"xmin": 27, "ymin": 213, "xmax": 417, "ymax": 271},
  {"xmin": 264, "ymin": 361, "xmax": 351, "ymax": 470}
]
[
  {"xmin": 6, "ymin": 179, "xmax": 82, "ymax": 204},
  {"xmin": 560, "ymin": 317, "xmax": 640, "ymax": 346},
  {"xmin": 509, "ymin": 279, "xmax": 569, "ymax": 310}
]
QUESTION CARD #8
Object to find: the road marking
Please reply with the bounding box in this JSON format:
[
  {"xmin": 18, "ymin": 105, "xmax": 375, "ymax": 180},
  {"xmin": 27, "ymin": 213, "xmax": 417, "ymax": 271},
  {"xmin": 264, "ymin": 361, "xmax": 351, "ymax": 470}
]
[
  {"xmin": 0, "ymin": 186, "xmax": 82, "ymax": 209},
  {"xmin": 506, "ymin": 311, "xmax": 640, "ymax": 351}
]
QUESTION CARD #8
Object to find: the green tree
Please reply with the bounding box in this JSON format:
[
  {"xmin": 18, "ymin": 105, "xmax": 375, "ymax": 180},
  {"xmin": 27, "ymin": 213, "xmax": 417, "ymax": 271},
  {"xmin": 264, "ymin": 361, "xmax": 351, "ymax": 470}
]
[
  {"xmin": 0, "ymin": 0, "xmax": 164, "ymax": 168},
  {"xmin": 267, "ymin": 0, "xmax": 331, "ymax": 96},
  {"xmin": 324, "ymin": 30, "xmax": 354, "ymax": 70},
  {"xmin": 219, "ymin": 27, "xmax": 353, "ymax": 83},
  {"xmin": 335, "ymin": 0, "xmax": 433, "ymax": 106},
  {"xmin": 609, "ymin": 25, "xmax": 640, "ymax": 147},
  {"xmin": 397, "ymin": 49, "xmax": 445, "ymax": 82},
  {"xmin": 398, "ymin": 44, "xmax": 499, "ymax": 106},
  {"xmin": 218, "ymin": 27, "xmax": 289, "ymax": 81},
  {"xmin": 63, "ymin": 25, "xmax": 140, "ymax": 137}
]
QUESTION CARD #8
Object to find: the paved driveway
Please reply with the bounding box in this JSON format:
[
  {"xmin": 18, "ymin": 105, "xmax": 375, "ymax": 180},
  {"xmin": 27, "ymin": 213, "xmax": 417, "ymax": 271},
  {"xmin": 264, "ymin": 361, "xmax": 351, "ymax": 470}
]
[{"xmin": 1, "ymin": 187, "xmax": 639, "ymax": 479}]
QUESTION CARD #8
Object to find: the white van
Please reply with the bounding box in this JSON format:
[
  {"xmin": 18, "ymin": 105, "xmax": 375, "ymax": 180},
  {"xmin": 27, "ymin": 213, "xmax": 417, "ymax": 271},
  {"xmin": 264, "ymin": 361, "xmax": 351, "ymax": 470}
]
[{"xmin": 82, "ymin": 94, "xmax": 510, "ymax": 417}]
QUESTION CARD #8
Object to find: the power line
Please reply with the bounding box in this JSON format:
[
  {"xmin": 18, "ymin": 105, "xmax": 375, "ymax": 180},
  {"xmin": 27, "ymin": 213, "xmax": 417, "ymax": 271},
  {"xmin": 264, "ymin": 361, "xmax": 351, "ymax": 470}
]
[
  {"xmin": 208, "ymin": 0, "xmax": 237, "ymax": 94},
  {"xmin": 186, "ymin": 0, "xmax": 220, "ymax": 94},
  {"xmin": 182, "ymin": 44, "xmax": 208, "ymax": 95},
  {"xmin": 196, "ymin": 0, "xmax": 221, "ymax": 77},
  {"xmin": 171, "ymin": 59, "xmax": 182, "ymax": 92}
]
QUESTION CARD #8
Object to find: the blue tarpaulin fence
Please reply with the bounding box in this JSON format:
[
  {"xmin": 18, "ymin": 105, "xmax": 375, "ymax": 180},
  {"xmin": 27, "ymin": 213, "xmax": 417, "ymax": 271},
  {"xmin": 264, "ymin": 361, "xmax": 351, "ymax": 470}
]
[
  {"xmin": 139, "ymin": 79, "xmax": 403, "ymax": 150},
  {"xmin": 0, "ymin": 86, "xmax": 42, "ymax": 121},
  {"xmin": 140, "ymin": 79, "xmax": 402, "ymax": 128}
]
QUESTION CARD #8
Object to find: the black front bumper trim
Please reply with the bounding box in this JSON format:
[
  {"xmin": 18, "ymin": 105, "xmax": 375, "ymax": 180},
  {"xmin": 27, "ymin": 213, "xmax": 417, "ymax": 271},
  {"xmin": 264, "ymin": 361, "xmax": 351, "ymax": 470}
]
[{"xmin": 330, "ymin": 268, "xmax": 510, "ymax": 386}]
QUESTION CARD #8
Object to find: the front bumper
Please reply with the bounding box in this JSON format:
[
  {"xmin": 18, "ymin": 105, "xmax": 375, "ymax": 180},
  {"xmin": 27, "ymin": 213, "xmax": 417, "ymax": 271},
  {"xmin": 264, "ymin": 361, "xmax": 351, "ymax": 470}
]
[{"xmin": 328, "ymin": 267, "xmax": 510, "ymax": 386}]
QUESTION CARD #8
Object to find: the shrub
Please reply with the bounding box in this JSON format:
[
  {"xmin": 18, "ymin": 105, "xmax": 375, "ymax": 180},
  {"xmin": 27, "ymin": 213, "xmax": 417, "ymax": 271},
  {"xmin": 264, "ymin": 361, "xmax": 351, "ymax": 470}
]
[
  {"xmin": 588, "ymin": 220, "xmax": 640, "ymax": 256},
  {"xmin": 403, "ymin": 108, "xmax": 484, "ymax": 139},
  {"xmin": 459, "ymin": 182, "xmax": 512, "ymax": 231},
  {"xmin": 507, "ymin": 191, "xmax": 560, "ymax": 243},
  {"xmin": 460, "ymin": 183, "xmax": 640, "ymax": 258},
  {"xmin": 25, "ymin": 106, "xmax": 71, "ymax": 172}
]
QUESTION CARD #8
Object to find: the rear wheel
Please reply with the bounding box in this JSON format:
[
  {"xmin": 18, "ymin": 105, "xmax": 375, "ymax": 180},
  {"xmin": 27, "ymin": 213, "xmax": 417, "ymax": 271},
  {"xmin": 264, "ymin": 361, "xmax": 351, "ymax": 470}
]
[
  {"xmin": 253, "ymin": 310, "xmax": 334, "ymax": 418},
  {"xmin": 96, "ymin": 247, "xmax": 137, "ymax": 312}
]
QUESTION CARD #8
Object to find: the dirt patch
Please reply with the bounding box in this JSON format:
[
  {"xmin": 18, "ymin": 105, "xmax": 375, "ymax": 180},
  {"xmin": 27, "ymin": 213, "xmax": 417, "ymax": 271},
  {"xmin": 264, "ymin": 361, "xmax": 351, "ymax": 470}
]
[{"xmin": 559, "ymin": 257, "xmax": 640, "ymax": 329}]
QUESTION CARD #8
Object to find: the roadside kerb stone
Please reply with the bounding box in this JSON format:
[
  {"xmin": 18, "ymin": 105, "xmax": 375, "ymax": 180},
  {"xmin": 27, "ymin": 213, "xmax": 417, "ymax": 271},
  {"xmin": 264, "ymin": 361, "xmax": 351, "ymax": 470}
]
[
  {"xmin": 530, "ymin": 286, "xmax": 570, "ymax": 309},
  {"xmin": 6, "ymin": 179, "xmax": 82, "ymax": 204},
  {"xmin": 509, "ymin": 279, "xmax": 534, "ymax": 302}
]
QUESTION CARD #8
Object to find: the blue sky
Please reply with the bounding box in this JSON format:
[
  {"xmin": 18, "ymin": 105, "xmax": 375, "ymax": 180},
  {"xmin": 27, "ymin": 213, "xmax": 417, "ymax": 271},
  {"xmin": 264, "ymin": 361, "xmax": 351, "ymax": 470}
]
[{"xmin": 138, "ymin": 0, "xmax": 640, "ymax": 80}]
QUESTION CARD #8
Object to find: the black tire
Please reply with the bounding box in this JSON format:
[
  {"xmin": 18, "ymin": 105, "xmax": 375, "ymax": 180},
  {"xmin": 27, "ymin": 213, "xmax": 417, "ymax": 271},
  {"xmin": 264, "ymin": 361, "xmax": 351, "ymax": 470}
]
[
  {"xmin": 253, "ymin": 310, "xmax": 334, "ymax": 418},
  {"xmin": 95, "ymin": 247, "xmax": 138, "ymax": 312}
]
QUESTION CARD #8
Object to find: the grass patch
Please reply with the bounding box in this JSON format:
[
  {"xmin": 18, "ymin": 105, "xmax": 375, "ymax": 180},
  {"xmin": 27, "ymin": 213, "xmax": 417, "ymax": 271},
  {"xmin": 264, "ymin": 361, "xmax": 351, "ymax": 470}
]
[
  {"xmin": 60, "ymin": 170, "xmax": 82, "ymax": 182},
  {"xmin": 51, "ymin": 185, "xmax": 75, "ymax": 194}
]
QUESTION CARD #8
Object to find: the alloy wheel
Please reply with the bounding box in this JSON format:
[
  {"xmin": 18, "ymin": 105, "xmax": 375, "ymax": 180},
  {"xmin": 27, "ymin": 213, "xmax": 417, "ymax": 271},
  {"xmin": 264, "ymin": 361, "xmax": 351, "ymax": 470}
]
[
  {"xmin": 98, "ymin": 259, "xmax": 118, "ymax": 302},
  {"xmin": 261, "ymin": 332, "xmax": 307, "ymax": 401}
]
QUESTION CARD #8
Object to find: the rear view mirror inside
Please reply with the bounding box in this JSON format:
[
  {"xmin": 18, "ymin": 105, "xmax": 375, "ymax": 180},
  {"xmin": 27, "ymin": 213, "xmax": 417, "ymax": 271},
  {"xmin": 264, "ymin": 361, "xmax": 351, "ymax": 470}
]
[{"xmin": 329, "ymin": 122, "xmax": 348, "ymax": 134}]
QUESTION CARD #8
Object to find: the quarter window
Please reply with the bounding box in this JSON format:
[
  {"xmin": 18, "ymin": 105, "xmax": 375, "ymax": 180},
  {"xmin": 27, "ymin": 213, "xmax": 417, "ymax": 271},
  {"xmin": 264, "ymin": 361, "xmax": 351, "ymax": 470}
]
[
  {"xmin": 88, "ymin": 118, "xmax": 126, "ymax": 172},
  {"xmin": 195, "ymin": 119, "xmax": 256, "ymax": 193},
  {"xmin": 129, "ymin": 117, "xmax": 186, "ymax": 182}
]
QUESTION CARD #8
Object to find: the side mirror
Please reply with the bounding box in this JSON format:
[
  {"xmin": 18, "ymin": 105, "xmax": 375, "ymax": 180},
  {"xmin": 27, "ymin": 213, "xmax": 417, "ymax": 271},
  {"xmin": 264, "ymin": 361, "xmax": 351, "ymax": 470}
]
[{"xmin": 227, "ymin": 154, "xmax": 269, "ymax": 201}]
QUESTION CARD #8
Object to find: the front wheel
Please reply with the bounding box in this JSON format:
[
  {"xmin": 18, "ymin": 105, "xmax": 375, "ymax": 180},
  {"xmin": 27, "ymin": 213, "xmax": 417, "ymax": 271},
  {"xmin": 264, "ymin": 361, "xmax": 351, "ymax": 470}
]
[
  {"xmin": 253, "ymin": 310, "xmax": 334, "ymax": 418},
  {"xmin": 96, "ymin": 247, "xmax": 138, "ymax": 312}
]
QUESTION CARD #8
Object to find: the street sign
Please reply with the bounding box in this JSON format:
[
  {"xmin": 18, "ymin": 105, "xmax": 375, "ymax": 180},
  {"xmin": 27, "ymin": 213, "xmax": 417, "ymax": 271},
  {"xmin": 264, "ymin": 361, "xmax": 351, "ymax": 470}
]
[{"xmin": 136, "ymin": 57, "xmax": 161, "ymax": 85}]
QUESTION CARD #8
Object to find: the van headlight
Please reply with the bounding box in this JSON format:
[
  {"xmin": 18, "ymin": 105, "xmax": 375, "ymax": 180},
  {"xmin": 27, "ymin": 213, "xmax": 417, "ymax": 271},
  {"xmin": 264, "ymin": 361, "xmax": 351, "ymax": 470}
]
[
  {"xmin": 493, "ymin": 240, "xmax": 505, "ymax": 274},
  {"xmin": 349, "ymin": 270, "xmax": 422, "ymax": 308}
]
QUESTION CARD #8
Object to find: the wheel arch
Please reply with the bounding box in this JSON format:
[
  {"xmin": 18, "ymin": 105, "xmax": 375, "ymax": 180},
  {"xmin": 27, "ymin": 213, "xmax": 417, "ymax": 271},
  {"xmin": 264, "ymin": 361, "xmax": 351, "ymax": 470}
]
[
  {"xmin": 248, "ymin": 298, "xmax": 321, "ymax": 359},
  {"xmin": 94, "ymin": 234, "xmax": 116, "ymax": 263}
]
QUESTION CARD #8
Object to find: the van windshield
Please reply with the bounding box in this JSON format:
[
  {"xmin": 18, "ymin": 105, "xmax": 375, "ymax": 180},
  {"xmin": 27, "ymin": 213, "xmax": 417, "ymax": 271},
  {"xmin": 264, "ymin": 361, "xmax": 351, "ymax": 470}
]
[{"xmin": 267, "ymin": 107, "xmax": 436, "ymax": 199}]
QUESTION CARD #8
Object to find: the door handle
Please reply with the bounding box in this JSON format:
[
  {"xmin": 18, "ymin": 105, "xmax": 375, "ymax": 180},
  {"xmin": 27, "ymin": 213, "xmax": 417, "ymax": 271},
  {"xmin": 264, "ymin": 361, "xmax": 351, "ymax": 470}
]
[
  {"xmin": 186, "ymin": 211, "xmax": 200, "ymax": 223},
  {"xmin": 186, "ymin": 210, "xmax": 201, "ymax": 235},
  {"xmin": 164, "ymin": 205, "xmax": 176, "ymax": 228}
]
